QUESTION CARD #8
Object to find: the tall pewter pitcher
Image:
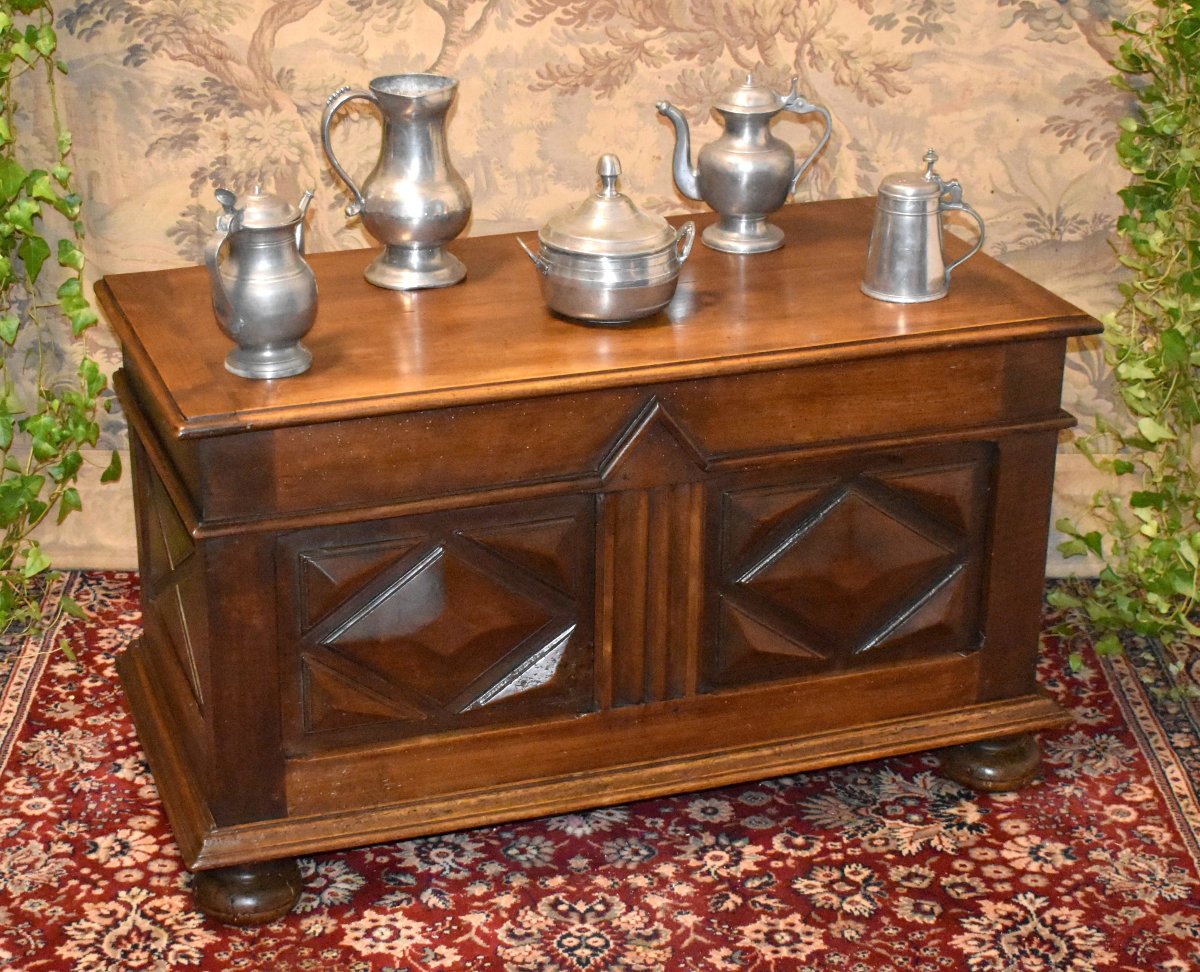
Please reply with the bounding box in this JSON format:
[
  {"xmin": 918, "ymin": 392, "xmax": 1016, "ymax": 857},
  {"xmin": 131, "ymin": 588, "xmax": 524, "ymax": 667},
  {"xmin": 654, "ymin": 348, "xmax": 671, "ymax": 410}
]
[
  {"xmin": 322, "ymin": 74, "xmax": 471, "ymax": 290},
  {"xmin": 861, "ymin": 150, "xmax": 985, "ymax": 303}
]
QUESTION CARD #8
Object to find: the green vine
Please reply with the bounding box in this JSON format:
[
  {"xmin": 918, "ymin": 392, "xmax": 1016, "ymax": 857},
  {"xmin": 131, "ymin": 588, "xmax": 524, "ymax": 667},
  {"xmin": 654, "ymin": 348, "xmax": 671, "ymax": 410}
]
[
  {"xmin": 0, "ymin": 0, "xmax": 119, "ymax": 644},
  {"xmin": 1056, "ymin": 0, "xmax": 1200, "ymax": 662}
]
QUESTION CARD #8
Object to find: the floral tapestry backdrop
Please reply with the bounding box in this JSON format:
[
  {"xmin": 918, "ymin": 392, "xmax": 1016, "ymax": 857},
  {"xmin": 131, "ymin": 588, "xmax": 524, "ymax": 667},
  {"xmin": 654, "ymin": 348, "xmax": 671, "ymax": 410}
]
[{"xmin": 49, "ymin": 0, "xmax": 1134, "ymax": 568}]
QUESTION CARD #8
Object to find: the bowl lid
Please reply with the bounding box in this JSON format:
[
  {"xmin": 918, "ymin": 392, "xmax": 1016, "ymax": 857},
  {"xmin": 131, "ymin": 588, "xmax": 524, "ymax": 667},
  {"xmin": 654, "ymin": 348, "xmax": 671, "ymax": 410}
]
[{"xmin": 539, "ymin": 155, "xmax": 676, "ymax": 256}]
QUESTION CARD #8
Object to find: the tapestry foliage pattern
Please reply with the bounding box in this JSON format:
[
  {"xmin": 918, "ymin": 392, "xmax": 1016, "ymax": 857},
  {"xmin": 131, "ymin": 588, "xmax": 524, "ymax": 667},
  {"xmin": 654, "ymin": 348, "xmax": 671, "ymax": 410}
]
[{"xmin": 45, "ymin": 0, "xmax": 1138, "ymax": 563}]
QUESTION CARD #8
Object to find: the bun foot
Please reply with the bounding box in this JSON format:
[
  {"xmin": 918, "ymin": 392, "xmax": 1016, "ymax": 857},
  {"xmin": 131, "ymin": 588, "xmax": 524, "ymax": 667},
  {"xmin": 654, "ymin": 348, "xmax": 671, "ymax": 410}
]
[
  {"xmin": 940, "ymin": 733, "xmax": 1042, "ymax": 792},
  {"xmin": 193, "ymin": 858, "xmax": 302, "ymax": 926}
]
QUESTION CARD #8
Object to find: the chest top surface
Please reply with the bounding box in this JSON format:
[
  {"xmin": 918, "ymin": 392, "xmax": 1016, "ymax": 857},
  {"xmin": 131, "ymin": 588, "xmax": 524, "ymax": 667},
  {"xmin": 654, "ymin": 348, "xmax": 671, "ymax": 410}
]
[{"xmin": 97, "ymin": 197, "xmax": 1096, "ymax": 437}]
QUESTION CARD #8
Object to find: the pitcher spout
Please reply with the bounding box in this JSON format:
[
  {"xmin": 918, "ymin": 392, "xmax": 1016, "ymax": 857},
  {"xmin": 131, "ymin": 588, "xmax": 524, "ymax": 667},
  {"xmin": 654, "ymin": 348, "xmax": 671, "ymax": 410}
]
[{"xmin": 656, "ymin": 101, "xmax": 701, "ymax": 201}]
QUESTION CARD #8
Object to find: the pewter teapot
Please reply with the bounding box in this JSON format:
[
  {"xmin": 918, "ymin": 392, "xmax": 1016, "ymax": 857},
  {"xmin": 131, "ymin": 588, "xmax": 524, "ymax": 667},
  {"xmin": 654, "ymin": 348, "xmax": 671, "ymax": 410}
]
[
  {"xmin": 205, "ymin": 186, "xmax": 317, "ymax": 379},
  {"xmin": 657, "ymin": 75, "xmax": 832, "ymax": 253},
  {"xmin": 861, "ymin": 149, "xmax": 986, "ymax": 303}
]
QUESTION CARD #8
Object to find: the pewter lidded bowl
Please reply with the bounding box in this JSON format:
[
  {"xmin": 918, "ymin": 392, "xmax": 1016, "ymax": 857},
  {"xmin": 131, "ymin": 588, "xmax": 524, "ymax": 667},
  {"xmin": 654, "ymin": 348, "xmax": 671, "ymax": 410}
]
[{"xmin": 519, "ymin": 155, "xmax": 695, "ymax": 324}]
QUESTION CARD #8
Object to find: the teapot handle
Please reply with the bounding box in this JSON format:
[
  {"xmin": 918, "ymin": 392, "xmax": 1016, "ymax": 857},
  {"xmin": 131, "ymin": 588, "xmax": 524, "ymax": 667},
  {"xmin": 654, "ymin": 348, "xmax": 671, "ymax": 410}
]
[
  {"xmin": 321, "ymin": 85, "xmax": 377, "ymax": 217},
  {"xmin": 939, "ymin": 182, "xmax": 986, "ymax": 282},
  {"xmin": 782, "ymin": 79, "xmax": 833, "ymax": 195}
]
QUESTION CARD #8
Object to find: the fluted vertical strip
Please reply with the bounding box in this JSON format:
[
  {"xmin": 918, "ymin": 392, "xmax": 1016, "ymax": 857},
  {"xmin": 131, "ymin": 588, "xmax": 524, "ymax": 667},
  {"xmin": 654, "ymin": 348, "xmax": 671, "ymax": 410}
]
[{"xmin": 597, "ymin": 483, "xmax": 705, "ymax": 708}]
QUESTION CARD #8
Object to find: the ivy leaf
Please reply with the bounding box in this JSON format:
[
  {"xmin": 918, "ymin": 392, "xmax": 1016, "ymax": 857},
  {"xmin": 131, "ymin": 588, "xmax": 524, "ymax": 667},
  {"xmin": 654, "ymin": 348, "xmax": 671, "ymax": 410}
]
[
  {"xmin": 0, "ymin": 314, "xmax": 19, "ymax": 346},
  {"xmin": 9, "ymin": 39, "xmax": 36, "ymax": 66},
  {"xmin": 68, "ymin": 307, "xmax": 98, "ymax": 335},
  {"xmin": 100, "ymin": 450, "xmax": 122, "ymax": 484},
  {"xmin": 26, "ymin": 169, "xmax": 55, "ymax": 202},
  {"xmin": 21, "ymin": 544, "xmax": 49, "ymax": 579},
  {"xmin": 1160, "ymin": 327, "xmax": 1189, "ymax": 366},
  {"xmin": 57, "ymin": 238, "xmax": 84, "ymax": 271},
  {"xmin": 34, "ymin": 24, "xmax": 56, "ymax": 58},
  {"xmin": 59, "ymin": 595, "xmax": 88, "ymax": 620},
  {"xmin": 55, "ymin": 486, "xmax": 81, "ymax": 523},
  {"xmin": 17, "ymin": 235, "xmax": 50, "ymax": 285},
  {"xmin": 1136, "ymin": 416, "xmax": 1176, "ymax": 443},
  {"xmin": 0, "ymin": 157, "xmax": 26, "ymax": 203}
]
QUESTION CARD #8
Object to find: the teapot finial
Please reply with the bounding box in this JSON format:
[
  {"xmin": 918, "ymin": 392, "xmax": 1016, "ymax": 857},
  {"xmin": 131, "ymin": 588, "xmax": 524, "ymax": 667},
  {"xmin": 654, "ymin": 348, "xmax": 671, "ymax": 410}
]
[{"xmin": 922, "ymin": 149, "xmax": 939, "ymax": 180}]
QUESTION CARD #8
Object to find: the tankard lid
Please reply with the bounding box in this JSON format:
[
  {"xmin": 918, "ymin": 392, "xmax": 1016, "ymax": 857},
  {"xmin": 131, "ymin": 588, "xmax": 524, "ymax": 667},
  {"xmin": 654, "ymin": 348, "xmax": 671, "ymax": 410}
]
[
  {"xmin": 539, "ymin": 154, "xmax": 677, "ymax": 256},
  {"xmin": 875, "ymin": 150, "xmax": 947, "ymax": 211}
]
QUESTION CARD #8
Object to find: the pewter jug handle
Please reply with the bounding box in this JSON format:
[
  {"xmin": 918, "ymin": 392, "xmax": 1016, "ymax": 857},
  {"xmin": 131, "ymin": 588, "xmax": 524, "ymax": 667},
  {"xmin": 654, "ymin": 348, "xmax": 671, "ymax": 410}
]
[
  {"xmin": 782, "ymin": 79, "xmax": 833, "ymax": 195},
  {"xmin": 321, "ymin": 85, "xmax": 377, "ymax": 218},
  {"xmin": 940, "ymin": 182, "xmax": 986, "ymax": 282},
  {"xmin": 205, "ymin": 189, "xmax": 240, "ymax": 330}
]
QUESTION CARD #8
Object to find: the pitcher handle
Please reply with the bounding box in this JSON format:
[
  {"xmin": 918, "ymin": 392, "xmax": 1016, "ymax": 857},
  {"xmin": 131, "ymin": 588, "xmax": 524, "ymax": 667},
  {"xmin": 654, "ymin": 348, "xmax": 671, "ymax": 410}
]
[
  {"xmin": 940, "ymin": 182, "xmax": 986, "ymax": 282},
  {"xmin": 321, "ymin": 85, "xmax": 377, "ymax": 217},
  {"xmin": 783, "ymin": 78, "xmax": 833, "ymax": 195}
]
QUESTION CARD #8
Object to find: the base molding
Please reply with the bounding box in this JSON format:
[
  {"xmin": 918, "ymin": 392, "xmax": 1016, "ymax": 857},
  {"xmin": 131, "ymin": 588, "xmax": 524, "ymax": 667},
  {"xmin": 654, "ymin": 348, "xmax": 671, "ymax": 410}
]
[{"xmin": 120, "ymin": 631, "xmax": 1069, "ymax": 871}]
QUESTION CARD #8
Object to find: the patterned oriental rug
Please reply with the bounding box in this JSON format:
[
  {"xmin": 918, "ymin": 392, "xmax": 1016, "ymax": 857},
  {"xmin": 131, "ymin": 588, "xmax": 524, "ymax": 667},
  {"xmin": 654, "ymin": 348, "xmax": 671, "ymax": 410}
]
[{"xmin": 1, "ymin": 573, "xmax": 1199, "ymax": 971}]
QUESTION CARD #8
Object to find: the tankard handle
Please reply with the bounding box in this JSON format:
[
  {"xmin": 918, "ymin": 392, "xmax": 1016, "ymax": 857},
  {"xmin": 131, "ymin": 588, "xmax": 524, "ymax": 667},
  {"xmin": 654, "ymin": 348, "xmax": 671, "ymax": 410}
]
[
  {"xmin": 321, "ymin": 85, "xmax": 377, "ymax": 218},
  {"xmin": 782, "ymin": 79, "xmax": 833, "ymax": 195},
  {"xmin": 939, "ymin": 181, "xmax": 986, "ymax": 283}
]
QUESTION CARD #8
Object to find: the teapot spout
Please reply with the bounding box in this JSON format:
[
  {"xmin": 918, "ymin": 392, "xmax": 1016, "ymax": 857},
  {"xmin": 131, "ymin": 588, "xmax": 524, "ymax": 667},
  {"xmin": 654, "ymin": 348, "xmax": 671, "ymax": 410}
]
[{"xmin": 656, "ymin": 101, "xmax": 701, "ymax": 201}]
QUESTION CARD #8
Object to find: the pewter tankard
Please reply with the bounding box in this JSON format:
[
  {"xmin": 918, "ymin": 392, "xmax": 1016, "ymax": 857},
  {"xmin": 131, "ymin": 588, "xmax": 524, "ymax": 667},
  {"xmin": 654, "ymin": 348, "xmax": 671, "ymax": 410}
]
[
  {"xmin": 322, "ymin": 74, "xmax": 471, "ymax": 290},
  {"xmin": 861, "ymin": 149, "xmax": 985, "ymax": 303}
]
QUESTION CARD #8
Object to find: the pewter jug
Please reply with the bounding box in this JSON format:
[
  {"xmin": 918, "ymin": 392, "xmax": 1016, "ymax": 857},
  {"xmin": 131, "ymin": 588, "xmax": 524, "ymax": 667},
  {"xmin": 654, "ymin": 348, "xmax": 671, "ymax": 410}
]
[
  {"xmin": 657, "ymin": 75, "xmax": 832, "ymax": 253},
  {"xmin": 322, "ymin": 74, "xmax": 471, "ymax": 290},
  {"xmin": 861, "ymin": 150, "xmax": 985, "ymax": 303},
  {"xmin": 205, "ymin": 186, "xmax": 317, "ymax": 379}
]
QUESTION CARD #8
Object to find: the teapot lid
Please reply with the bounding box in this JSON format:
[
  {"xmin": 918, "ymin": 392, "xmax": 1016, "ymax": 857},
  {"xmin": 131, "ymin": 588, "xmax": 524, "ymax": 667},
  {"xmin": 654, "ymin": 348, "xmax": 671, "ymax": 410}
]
[
  {"xmin": 877, "ymin": 149, "xmax": 946, "ymax": 201},
  {"xmin": 217, "ymin": 185, "xmax": 306, "ymax": 229},
  {"xmin": 713, "ymin": 74, "xmax": 784, "ymax": 115},
  {"xmin": 539, "ymin": 154, "xmax": 677, "ymax": 256}
]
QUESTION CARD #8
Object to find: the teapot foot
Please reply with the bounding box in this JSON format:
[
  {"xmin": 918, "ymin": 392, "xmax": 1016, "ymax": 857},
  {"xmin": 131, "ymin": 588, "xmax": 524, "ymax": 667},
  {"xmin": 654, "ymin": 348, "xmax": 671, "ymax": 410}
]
[
  {"xmin": 225, "ymin": 342, "xmax": 312, "ymax": 380},
  {"xmin": 701, "ymin": 217, "xmax": 783, "ymax": 254},
  {"xmin": 366, "ymin": 245, "xmax": 467, "ymax": 290}
]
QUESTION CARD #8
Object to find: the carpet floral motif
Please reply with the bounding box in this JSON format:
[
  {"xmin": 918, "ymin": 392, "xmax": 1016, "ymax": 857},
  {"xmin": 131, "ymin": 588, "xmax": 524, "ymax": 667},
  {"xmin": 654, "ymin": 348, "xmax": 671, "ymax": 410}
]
[{"xmin": 0, "ymin": 572, "xmax": 1198, "ymax": 970}]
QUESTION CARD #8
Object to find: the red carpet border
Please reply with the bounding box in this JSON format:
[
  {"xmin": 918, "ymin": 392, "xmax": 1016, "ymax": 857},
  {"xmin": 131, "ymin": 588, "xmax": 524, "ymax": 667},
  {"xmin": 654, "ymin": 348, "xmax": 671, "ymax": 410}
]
[{"xmin": 0, "ymin": 572, "xmax": 1198, "ymax": 970}]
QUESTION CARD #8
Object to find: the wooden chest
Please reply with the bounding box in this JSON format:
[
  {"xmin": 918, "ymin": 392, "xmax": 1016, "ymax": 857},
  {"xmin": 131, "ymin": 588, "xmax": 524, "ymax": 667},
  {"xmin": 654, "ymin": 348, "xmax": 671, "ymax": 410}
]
[{"xmin": 98, "ymin": 198, "xmax": 1098, "ymax": 923}]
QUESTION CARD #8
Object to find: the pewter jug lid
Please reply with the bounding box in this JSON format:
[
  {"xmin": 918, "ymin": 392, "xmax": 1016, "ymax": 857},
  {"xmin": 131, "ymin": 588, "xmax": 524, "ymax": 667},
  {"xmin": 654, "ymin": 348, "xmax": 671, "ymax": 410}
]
[
  {"xmin": 218, "ymin": 185, "xmax": 305, "ymax": 229},
  {"xmin": 876, "ymin": 149, "xmax": 945, "ymax": 201},
  {"xmin": 713, "ymin": 75, "xmax": 784, "ymax": 115},
  {"xmin": 539, "ymin": 154, "xmax": 677, "ymax": 256}
]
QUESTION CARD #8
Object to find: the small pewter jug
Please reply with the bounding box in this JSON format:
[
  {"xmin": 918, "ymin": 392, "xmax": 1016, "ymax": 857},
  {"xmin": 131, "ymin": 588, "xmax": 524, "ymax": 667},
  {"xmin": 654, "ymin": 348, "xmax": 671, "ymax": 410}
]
[
  {"xmin": 322, "ymin": 73, "xmax": 471, "ymax": 291},
  {"xmin": 861, "ymin": 149, "xmax": 985, "ymax": 303},
  {"xmin": 205, "ymin": 186, "xmax": 317, "ymax": 379},
  {"xmin": 657, "ymin": 75, "xmax": 832, "ymax": 254}
]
